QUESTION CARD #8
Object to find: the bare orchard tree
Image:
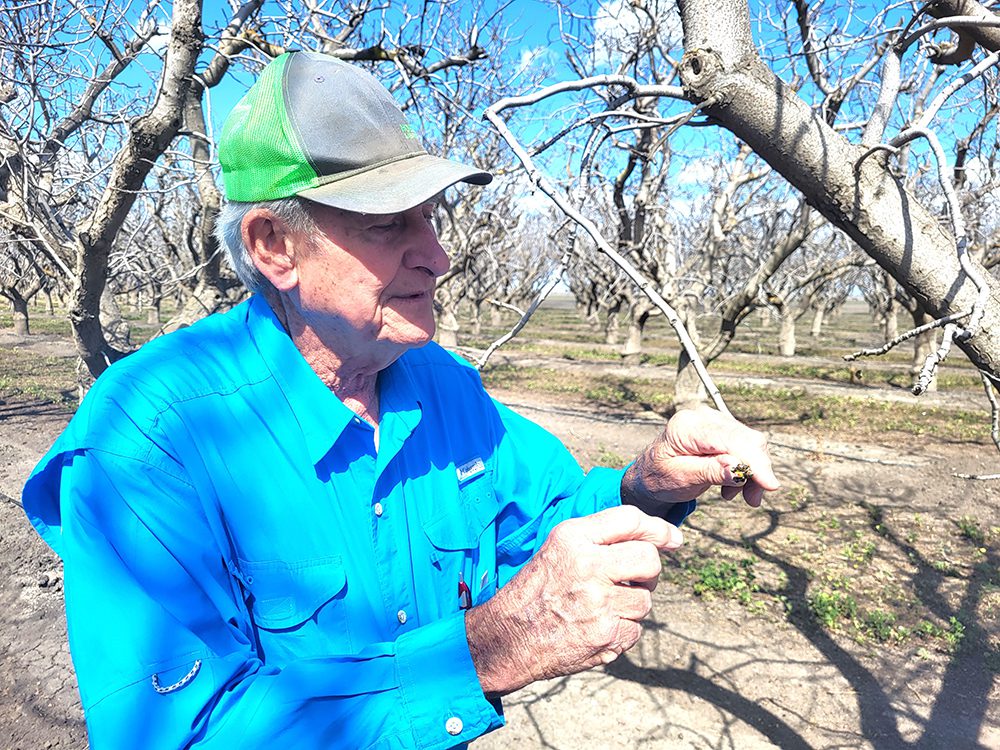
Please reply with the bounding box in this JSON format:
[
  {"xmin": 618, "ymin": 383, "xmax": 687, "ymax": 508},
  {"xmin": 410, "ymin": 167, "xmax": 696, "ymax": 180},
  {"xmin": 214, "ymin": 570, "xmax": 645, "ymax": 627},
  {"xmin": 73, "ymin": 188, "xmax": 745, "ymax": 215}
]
[
  {"xmin": 485, "ymin": 1, "xmax": 839, "ymax": 410},
  {"xmin": 0, "ymin": 238, "xmax": 57, "ymax": 335},
  {"xmin": 487, "ymin": 0, "xmax": 1000, "ymax": 422},
  {"xmin": 0, "ymin": 0, "xmax": 512, "ymax": 378},
  {"xmin": 0, "ymin": 0, "xmax": 264, "ymax": 376},
  {"xmin": 757, "ymin": 230, "xmax": 870, "ymax": 358},
  {"xmin": 676, "ymin": 0, "xmax": 1000, "ymax": 392}
]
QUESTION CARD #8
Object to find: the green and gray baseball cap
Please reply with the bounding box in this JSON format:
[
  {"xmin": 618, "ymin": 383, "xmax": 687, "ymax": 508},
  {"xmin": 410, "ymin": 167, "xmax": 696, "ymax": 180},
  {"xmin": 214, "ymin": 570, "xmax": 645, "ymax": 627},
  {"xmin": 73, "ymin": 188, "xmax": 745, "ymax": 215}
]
[{"xmin": 218, "ymin": 51, "xmax": 492, "ymax": 213}]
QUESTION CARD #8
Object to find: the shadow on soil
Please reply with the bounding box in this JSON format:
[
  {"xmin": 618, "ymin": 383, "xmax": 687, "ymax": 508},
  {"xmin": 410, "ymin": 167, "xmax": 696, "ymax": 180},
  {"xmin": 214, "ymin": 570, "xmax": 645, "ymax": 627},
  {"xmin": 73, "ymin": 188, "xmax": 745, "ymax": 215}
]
[{"xmin": 598, "ymin": 467, "xmax": 998, "ymax": 750}]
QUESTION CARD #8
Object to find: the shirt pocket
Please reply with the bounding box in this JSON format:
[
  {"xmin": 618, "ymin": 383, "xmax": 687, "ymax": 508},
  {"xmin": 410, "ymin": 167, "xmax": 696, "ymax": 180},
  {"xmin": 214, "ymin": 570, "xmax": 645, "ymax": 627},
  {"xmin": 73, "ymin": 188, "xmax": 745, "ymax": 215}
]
[
  {"xmin": 237, "ymin": 555, "xmax": 351, "ymax": 660},
  {"xmin": 421, "ymin": 470, "xmax": 498, "ymax": 551},
  {"xmin": 420, "ymin": 470, "xmax": 500, "ymax": 610}
]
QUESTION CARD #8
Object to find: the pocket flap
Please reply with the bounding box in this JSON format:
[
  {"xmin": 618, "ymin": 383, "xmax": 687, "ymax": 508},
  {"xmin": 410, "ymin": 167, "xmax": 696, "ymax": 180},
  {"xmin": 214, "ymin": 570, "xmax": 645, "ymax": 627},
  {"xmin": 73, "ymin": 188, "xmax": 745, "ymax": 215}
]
[
  {"xmin": 422, "ymin": 472, "xmax": 498, "ymax": 550},
  {"xmin": 238, "ymin": 556, "xmax": 347, "ymax": 630}
]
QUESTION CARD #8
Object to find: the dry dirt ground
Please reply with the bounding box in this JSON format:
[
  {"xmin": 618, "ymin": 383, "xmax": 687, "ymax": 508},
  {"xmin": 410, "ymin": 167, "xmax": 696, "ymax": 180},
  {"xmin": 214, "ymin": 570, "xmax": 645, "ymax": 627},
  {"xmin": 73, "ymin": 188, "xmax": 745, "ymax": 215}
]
[{"xmin": 1, "ymin": 332, "xmax": 998, "ymax": 749}]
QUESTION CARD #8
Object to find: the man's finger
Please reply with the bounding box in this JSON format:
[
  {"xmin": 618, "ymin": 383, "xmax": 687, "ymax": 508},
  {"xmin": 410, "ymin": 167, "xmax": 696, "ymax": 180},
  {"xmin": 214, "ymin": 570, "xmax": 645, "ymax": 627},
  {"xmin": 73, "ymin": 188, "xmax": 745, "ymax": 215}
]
[
  {"xmin": 611, "ymin": 584, "xmax": 654, "ymax": 622},
  {"xmin": 600, "ymin": 540, "xmax": 667, "ymax": 584},
  {"xmin": 721, "ymin": 484, "xmax": 741, "ymax": 501},
  {"xmin": 743, "ymin": 482, "xmax": 766, "ymax": 508},
  {"xmin": 575, "ymin": 505, "xmax": 680, "ymax": 548}
]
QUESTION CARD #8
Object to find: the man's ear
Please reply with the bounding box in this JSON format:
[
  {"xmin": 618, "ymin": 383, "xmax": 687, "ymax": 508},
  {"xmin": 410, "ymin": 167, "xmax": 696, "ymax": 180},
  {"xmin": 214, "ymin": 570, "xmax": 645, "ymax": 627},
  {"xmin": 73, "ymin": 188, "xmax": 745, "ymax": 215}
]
[{"xmin": 241, "ymin": 209, "xmax": 302, "ymax": 292}]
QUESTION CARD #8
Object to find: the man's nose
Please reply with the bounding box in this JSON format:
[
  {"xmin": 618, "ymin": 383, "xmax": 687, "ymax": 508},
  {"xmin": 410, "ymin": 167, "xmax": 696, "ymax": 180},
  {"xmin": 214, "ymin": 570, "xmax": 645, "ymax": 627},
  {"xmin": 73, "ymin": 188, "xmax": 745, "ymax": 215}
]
[{"xmin": 404, "ymin": 209, "xmax": 450, "ymax": 277}]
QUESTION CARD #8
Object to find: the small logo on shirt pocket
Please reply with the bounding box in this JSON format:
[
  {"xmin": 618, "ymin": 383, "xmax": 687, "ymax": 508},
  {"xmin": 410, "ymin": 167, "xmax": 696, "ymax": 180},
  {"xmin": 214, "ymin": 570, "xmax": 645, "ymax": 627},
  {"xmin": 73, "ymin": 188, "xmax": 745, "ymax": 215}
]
[{"xmin": 456, "ymin": 457, "xmax": 486, "ymax": 483}]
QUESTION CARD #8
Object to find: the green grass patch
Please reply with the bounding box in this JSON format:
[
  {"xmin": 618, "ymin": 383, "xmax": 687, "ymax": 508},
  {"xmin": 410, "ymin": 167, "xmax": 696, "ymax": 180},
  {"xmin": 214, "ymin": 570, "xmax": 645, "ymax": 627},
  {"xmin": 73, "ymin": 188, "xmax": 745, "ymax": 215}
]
[
  {"xmin": 483, "ymin": 365, "xmax": 992, "ymax": 444},
  {"xmin": 956, "ymin": 516, "xmax": 987, "ymax": 545},
  {"xmin": 808, "ymin": 590, "xmax": 858, "ymax": 628},
  {"xmin": 0, "ymin": 346, "xmax": 78, "ymax": 406},
  {"xmin": 723, "ymin": 384, "xmax": 990, "ymax": 443},
  {"xmin": 690, "ymin": 558, "xmax": 759, "ymax": 605},
  {"xmin": 0, "ymin": 312, "xmax": 72, "ymax": 336}
]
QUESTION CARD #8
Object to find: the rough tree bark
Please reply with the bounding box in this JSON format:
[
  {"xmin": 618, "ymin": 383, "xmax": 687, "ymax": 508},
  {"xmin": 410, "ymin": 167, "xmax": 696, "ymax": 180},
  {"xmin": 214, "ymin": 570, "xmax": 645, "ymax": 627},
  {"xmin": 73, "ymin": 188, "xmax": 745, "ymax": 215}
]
[
  {"xmin": 70, "ymin": 0, "xmax": 205, "ymax": 376},
  {"xmin": 164, "ymin": 0, "xmax": 264, "ymax": 332},
  {"xmin": 8, "ymin": 292, "xmax": 29, "ymax": 335},
  {"xmin": 677, "ymin": 0, "xmax": 1000, "ymax": 383}
]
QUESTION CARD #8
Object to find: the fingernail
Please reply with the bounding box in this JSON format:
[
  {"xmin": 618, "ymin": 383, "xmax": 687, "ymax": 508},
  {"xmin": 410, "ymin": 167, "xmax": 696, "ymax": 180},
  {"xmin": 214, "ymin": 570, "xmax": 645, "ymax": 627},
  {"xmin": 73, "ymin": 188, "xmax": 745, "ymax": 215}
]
[{"xmin": 668, "ymin": 525, "xmax": 684, "ymax": 548}]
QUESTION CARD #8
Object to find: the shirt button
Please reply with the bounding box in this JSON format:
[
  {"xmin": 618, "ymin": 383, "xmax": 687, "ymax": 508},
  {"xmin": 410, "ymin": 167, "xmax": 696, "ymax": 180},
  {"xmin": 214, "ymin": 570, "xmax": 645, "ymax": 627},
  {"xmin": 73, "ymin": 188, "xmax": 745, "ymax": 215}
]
[
  {"xmin": 396, "ymin": 609, "xmax": 407, "ymax": 624},
  {"xmin": 374, "ymin": 502, "xmax": 384, "ymax": 517},
  {"xmin": 445, "ymin": 716, "xmax": 463, "ymax": 736}
]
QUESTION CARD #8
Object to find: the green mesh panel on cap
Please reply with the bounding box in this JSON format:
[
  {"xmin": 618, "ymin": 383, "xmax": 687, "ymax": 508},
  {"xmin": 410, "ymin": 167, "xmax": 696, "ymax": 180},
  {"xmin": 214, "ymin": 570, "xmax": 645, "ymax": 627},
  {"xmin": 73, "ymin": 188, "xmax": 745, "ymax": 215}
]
[{"xmin": 218, "ymin": 53, "xmax": 320, "ymax": 201}]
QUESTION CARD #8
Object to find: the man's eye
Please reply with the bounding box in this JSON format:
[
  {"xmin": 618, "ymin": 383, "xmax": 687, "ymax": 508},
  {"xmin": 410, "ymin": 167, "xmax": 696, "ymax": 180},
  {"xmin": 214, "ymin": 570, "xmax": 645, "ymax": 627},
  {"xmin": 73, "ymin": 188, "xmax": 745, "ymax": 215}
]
[{"xmin": 370, "ymin": 219, "xmax": 401, "ymax": 231}]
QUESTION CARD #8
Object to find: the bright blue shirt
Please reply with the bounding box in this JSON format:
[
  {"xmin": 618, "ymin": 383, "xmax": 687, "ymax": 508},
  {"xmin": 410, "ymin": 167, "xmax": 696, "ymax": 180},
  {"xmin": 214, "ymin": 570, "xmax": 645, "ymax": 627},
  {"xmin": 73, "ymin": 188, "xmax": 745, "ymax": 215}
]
[{"xmin": 22, "ymin": 296, "xmax": 695, "ymax": 749}]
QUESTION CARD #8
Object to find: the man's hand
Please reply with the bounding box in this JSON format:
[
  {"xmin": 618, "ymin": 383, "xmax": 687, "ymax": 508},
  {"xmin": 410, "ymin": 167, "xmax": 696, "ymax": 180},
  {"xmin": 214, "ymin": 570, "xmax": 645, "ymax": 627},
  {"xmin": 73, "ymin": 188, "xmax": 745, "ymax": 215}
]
[
  {"xmin": 466, "ymin": 505, "xmax": 680, "ymax": 697},
  {"xmin": 621, "ymin": 406, "xmax": 779, "ymax": 513}
]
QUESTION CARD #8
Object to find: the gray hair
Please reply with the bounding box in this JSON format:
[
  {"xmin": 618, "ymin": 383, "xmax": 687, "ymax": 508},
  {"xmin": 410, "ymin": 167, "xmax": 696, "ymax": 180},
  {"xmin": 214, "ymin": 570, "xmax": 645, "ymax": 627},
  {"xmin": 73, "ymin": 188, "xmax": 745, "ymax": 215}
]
[{"xmin": 215, "ymin": 197, "xmax": 318, "ymax": 294}]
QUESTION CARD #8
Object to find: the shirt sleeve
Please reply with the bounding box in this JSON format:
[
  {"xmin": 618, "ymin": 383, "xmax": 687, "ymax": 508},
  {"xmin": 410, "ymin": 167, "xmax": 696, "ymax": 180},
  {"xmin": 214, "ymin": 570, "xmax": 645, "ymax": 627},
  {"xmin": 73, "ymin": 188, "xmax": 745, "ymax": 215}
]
[
  {"xmin": 26, "ymin": 446, "xmax": 501, "ymax": 750},
  {"xmin": 488, "ymin": 400, "xmax": 695, "ymax": 586}
]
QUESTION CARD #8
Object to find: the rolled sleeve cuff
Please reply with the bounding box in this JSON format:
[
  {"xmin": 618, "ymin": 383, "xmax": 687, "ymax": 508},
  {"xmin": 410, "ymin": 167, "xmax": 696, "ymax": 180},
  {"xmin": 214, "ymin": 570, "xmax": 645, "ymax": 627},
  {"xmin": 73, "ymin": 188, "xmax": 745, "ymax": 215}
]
[
  {"xmin": 617, "ymin": 463, "xmax": 697, "ymax": 526},
  {"xmin": 396, "ymin": 612, "xmax": 504, "ymax": 748}
]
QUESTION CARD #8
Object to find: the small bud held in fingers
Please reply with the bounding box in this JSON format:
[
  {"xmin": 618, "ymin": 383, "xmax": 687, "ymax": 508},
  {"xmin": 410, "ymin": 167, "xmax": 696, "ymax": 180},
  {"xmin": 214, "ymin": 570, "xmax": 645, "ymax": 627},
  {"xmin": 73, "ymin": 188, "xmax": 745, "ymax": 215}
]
[{"xmin": 730, "ymin": 462, "xmax": 753, "ymax": 484}]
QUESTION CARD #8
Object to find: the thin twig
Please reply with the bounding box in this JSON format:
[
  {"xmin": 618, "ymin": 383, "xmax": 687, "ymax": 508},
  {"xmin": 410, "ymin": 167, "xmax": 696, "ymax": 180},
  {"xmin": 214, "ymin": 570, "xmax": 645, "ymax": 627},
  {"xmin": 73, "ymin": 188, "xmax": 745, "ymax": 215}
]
[
  {"xmin": 897, "ymin": 16, "xmax": 1000, "ymax": 54},
  {"xmin": 476, "ymin": 273, "xmax": 564, "ymax": 370},
  {"xmin": 487, "ymin": 298, "xmax": 525, "ymax": 316},
  {"xmin": 912, "ymin": 322, "xmax": 958, "ymax": 395},
  {"xmin": 854, "ymin": 144, "xmax": 899, "ymax": 173},
  {"xmin": 891, "ymin": 126, "xmax": 989, "ymax": 337},
  {"xmin": 843, "ymin": 310, "xmax": 970, "ymax": 361},
  {"xmin": 912, "ymin": 49, "xmax": 1000, "ymax": 130},
  {"xmin": 483, "ymin": 102, "xmax": 730, "ymax": 415},
  {"xmin": 488, "ymin": 75, "xmax": 685, "ymax": 113}
]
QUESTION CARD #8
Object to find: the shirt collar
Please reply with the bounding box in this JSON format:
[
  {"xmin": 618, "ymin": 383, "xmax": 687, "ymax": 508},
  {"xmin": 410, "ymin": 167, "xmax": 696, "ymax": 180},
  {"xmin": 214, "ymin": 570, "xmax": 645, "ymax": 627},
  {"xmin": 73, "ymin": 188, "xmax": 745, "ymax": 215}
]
[
  {"xmin": 244, "ymin": 295, "xmax": 423, "ymax": 467},
  {"xmin": 245, "ymin": 295, "xmax": 355, "ymax": 465},
  {"xmin": 375, "ymin": 354, "xmax": 423, "ymax": 477}
]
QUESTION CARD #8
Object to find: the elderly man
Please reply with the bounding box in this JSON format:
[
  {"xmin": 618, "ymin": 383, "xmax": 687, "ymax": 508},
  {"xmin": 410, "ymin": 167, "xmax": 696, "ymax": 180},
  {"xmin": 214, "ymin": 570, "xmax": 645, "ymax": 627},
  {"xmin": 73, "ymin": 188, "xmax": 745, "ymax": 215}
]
[{"xmin": 22, "ymin": 52, "xmax": 777, "ymax": 749}]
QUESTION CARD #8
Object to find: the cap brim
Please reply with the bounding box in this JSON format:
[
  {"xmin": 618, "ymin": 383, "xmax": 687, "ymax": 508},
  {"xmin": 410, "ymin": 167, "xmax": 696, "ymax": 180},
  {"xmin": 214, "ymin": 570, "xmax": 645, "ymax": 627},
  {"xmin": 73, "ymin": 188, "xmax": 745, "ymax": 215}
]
[{"xmin": 296, "ymin": 153, "xmax": 492, "ymax": 214}]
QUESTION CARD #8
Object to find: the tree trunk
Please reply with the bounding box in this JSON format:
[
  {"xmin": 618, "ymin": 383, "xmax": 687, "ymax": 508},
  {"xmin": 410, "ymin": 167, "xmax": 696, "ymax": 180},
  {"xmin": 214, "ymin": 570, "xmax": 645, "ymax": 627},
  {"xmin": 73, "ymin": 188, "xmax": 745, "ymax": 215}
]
[
  {"xmin": 810, "ymin": 306, "xmax": 825, "ymax": 338},
  {"xmin": 437, "ymin": 304, "xmax": 460, "ymax": 348},
  {"xmin": 604, "ymin": 309, "xmax": 621, "ymax": 345},
  {"xmin": 70, "ymin": 0, "xmax": 204, "ymax": 377},
  {"xmin": 470, "ymin": 302, "xmax": 482, "ymax": 336},
  {"xmin": 677, "ymin": 0, "xmax": 1000, "ymax": 383},
  {"xmin": 10, "ymin": 294, "xmax": 30, "ymax": 335},
  {"xmin": 586, "ymin": 307, "xmax": 600, "ymax": 332},
  {"xmin": 779, "ymin": 312, "xmax": 796, "ymax": 357},
  {"xmin": 883, "ymin": 273, "xmax": 899, "ymax": 340},
  {"xmin": 621, "ymin": 306, "xmax": 650, "ymax": 365}
]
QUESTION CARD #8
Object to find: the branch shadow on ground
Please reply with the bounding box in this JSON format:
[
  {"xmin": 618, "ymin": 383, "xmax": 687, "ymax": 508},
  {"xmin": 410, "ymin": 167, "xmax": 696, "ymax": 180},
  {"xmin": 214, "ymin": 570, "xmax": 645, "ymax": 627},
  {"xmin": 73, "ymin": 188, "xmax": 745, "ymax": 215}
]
[
  {"xmin": 598, "ymin": 466, "xmax": 997, "ymax": 750},
  {"xmin": 0, "ymin": 397, "xmax": 72, "ymax": 420},
  {"xmin": 605, "ymin": 652, "xmax": 816, "ymax": 749}
]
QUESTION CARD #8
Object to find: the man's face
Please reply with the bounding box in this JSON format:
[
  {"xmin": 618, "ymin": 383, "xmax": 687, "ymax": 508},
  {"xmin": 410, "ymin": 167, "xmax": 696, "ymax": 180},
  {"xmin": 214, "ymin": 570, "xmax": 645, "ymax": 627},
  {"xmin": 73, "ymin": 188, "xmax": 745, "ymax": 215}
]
[{"xmin": 291, "ymin": 200, "xmax": 449, "ymax": 361}]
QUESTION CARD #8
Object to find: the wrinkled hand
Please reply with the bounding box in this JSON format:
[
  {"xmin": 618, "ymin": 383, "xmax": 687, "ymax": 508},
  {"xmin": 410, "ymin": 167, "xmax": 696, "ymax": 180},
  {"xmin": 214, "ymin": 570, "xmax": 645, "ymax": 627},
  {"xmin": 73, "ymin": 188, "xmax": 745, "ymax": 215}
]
[
  {"xmin": 621, "ymin": 406, "xmax": 779, "ymax": 512},
  {"xmin": 466, "ymin": 505, "xmax": 680, "ymax": 696}
]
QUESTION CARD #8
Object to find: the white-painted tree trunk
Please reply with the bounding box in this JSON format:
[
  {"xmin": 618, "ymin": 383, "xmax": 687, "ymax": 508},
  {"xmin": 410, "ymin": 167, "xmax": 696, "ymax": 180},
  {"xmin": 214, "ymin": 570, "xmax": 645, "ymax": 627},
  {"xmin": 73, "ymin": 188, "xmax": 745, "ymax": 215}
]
[
  {"xmin": 779, "ymin": 313, "xmax": 797, "ymax": 357},
  {"xmin": 810, "ymin": 307, "xmax": 825, "ymax": 338}
]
